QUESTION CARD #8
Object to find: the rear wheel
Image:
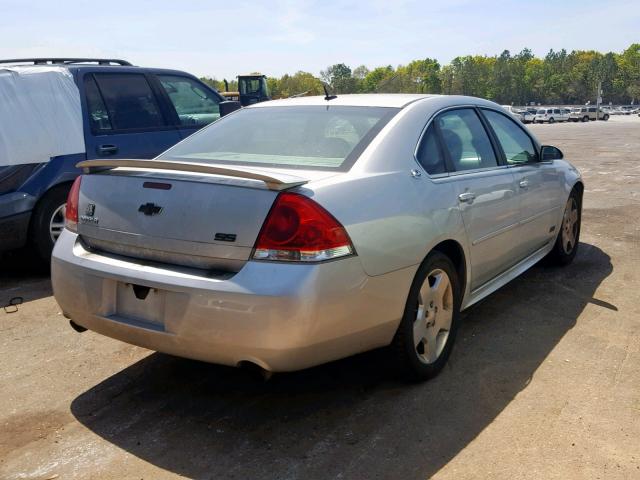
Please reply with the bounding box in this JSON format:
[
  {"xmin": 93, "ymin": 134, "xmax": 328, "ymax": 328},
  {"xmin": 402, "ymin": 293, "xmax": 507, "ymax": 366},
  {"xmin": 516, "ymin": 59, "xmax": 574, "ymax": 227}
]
[
  {"xmin": 548, "ymin": 189, "xmax": 581, "ymax": 265},
  {"xmin": 31, "ymin": 185, "xmax": 70, "ymax": 262},
  {"xmin": 391, "ymin": 252, "xmax": 461, "ymax": 381}
]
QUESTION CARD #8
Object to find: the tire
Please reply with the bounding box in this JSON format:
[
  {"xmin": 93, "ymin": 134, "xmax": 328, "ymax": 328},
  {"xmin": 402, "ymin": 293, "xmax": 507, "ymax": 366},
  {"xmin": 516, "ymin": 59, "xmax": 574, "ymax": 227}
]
[
  {"xmin": 582, "ymin": 116, "xmax": 589, "ymax": 122},
  {"xmin": 548, "ymin": 189, "xmax": 581, "ymax": 266},
  {"xmin": 30, "ymin": 185, "xmax": 70, "ymax": 262},
  {"xmin": 548, "ymin": 117, "xmax": 555, "ymax": 124},
  {"xmin": 391, "ymin": 251, "xmax": 461, "ymax": 381},
  {"xmin": 603, "ymin": 114, "xmax": 609, "ymax": 121}
]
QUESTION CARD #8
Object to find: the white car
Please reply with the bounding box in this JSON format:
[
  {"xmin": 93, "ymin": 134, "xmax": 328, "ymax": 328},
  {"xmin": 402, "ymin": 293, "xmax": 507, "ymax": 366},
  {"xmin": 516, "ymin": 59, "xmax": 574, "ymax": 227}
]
[
  {"xmin": 534, "ymin": 108, "xmax": 569, "ymax": 123},
  {"xmin": 519, "ymin": 109, "xmax": 536, "ymax": 124},
  {"xmin": 501, "ymin": 105, "xmax": 524, "ymax": 122}
]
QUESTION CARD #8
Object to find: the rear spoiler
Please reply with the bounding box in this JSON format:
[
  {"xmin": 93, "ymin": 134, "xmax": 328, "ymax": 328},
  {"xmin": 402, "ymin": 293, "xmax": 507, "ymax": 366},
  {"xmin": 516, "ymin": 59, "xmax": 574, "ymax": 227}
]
[{"xmin": 76, "ymin": 159, "xmax": 308, "ymax": 191}]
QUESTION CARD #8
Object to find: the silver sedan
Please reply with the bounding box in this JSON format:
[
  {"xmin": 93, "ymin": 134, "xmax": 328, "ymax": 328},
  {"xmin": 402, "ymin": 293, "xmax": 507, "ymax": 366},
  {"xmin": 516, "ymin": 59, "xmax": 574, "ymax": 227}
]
[{"xmin": 52, "ymin": 94, "xmax": 583, "ymax": 380}]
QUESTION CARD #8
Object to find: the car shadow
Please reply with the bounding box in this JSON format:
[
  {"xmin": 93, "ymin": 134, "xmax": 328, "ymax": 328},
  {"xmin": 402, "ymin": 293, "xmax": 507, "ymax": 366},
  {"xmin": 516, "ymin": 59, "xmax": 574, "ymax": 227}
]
[
  {"xmin": 70, "ymin": 242, "xmax": 613, "ymax": 480},
  {"xmin": 0, "ymin": 247, "xmax": 51, "ymax": 306}
]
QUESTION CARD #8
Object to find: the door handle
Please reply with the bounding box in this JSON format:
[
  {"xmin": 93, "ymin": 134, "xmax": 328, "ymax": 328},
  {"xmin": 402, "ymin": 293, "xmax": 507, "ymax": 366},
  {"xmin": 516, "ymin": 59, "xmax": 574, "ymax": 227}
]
[
  {"xmin": 458, "ymin": 192, "xmax": 476, "ymax": 203},
  {"xmin": 519, "ymin": 179, "xmax": 529, "ymax": 189},
  {"xmin": 98, "ymin": 144, "xmax": 118, "ymax": 156}
]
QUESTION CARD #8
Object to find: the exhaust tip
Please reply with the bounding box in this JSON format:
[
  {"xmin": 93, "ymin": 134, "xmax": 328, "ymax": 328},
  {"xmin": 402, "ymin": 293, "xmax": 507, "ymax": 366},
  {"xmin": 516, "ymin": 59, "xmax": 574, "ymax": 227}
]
[{"xmin": 69, "ymin": 319, "xmax": 87, "ymax": 333}]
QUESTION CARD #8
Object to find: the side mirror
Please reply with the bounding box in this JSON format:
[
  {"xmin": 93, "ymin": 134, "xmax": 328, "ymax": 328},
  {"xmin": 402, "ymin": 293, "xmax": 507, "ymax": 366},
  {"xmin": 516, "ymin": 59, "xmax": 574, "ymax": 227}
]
[
  {"xmin": 540, "ymin": 145, "xmax": 563, "ymax": 161},
  {"xmin": 219, "ymin": 100, "xmax": 241, "ymax": 117}
]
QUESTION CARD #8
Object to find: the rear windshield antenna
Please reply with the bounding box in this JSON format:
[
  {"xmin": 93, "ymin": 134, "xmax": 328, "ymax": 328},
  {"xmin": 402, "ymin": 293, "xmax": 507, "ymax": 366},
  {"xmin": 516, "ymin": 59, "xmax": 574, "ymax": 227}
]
[{"xmin": 323, "ymin": 84, "xmax": 337, "ymax": 101}]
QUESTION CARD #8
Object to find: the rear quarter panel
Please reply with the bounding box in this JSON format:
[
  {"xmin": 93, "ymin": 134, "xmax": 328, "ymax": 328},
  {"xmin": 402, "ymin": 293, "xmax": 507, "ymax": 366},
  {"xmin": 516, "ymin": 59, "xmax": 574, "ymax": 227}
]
[
  {"xmin": 19, "ymin": 153, "xmax": 86, "ymax": 198},
  {"xmin": 305, "ymin": 171, "xmax": 466, "ymax": 278}
]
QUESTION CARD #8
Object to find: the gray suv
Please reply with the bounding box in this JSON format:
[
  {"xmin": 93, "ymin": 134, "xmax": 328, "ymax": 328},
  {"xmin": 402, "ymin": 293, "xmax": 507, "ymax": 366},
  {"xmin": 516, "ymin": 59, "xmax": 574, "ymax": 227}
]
[{"xmin": 569, "ymin": 107, "xmax": 610, "ymax": 122}]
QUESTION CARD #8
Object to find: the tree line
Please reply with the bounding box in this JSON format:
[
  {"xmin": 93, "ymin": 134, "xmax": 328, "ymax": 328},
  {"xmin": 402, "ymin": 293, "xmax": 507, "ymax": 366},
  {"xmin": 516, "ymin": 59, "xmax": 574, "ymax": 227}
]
[{"xmin": 201, "ymin": 43, "xmax": 640, "ymax": 105}]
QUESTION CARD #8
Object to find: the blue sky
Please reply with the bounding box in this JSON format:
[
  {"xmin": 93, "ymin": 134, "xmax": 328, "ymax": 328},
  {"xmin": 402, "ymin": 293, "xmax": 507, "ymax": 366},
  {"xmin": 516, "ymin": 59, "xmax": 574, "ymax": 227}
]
[{"xmin": 1, "ymin": 0, "xmax": 637, "ymax": 79}]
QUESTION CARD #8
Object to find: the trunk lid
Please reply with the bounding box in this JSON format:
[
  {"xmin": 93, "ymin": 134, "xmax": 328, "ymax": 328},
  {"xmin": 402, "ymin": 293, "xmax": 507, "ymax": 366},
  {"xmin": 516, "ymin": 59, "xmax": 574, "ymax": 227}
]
[{"xmin": 75, "ymin": 161, "xmax": 330, "ymax": 272}]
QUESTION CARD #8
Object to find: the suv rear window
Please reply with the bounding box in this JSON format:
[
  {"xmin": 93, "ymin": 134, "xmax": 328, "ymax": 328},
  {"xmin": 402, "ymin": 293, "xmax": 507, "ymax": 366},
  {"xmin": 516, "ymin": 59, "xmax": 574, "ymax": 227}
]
[
  {"xmin": 90, "ymin": 73, "xmax": 165, "ymax": 131},
  {"xmin": 160, "ymin": 106, "xmax": 398, "ymax": 171}
]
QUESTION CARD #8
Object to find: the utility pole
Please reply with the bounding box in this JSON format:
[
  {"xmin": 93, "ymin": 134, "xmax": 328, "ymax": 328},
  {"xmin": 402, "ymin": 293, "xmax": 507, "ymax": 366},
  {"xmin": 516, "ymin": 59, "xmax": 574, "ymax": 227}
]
[{"xmin": 596, "ymin": 81, "xmax": 602, "ymax": 120}]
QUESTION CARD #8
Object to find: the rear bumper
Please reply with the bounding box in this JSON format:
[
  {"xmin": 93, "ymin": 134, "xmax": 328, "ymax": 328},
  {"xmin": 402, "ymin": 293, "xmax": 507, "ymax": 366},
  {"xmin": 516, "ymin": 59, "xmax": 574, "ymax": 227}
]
[{"xmin": 51, "ymin": 231, "xmax": 412, "ymax": 371}]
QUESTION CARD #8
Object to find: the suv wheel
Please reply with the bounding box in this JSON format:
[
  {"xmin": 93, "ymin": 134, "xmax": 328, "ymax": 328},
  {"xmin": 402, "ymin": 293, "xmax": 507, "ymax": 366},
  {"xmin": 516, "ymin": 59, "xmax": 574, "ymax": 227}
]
[
  {"xmin": 31, "ymin": 185, "xmax": 70, "ymax": 262},
  {"xmin": 582, "ymin": 115, "xmax": 589, "ymax": 122},
  {"xmin": 603, "ymin": 114, "xmax": 609, "ymax": 121},
  {"xmin": 548, "ymin": 117, "xmax": 555, "ymax": 123}
]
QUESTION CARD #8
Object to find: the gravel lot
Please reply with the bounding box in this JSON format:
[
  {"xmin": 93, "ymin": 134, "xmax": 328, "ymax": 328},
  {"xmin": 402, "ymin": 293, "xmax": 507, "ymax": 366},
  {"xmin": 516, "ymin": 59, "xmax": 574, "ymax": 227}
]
[{"xmin": 1, "ymin": 115, "xmax": 639, "ymax": 480}]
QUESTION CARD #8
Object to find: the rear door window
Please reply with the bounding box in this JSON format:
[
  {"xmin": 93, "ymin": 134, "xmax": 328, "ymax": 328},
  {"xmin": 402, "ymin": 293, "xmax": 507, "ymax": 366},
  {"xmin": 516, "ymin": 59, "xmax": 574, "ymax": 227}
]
[
  {"xmin": 416, "ymin": 125, "xmax": 447, "ymax": 175},
  {"xmin": 93, "ymin": 73, "xmax": 166, "ymax": 130},
  {"xmin": 84, "ymin": 75, "xmax": 112, "ymax": 131},
  {"xmin": 158, "ymin": 75, "xmax": 221, "ymax": 127},
  {"xmin": 436, "ymin": 109, "xmax": 498, "ymax": 172},
  {"xmin": 482, "ymin": 109, "xmax": 538, "ymax": 164}
]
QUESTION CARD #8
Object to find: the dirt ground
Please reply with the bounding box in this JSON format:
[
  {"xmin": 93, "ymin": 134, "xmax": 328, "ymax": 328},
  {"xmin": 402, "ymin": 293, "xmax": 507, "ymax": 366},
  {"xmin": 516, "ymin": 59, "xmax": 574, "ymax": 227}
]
[{"xmin": 1, "ymin": 116, "xmax": 639, "ymax": 480}]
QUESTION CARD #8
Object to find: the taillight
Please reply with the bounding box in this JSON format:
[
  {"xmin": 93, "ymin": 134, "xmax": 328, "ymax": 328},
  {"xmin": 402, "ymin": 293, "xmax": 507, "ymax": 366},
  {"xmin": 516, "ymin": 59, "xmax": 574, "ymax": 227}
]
[
  {"xmin": 253, "ymin": 192, "xmax": 354, "ymax": 262},
  {"xmin": 65, "ymin": 175, "xmax": 82, "ymax": 232}
]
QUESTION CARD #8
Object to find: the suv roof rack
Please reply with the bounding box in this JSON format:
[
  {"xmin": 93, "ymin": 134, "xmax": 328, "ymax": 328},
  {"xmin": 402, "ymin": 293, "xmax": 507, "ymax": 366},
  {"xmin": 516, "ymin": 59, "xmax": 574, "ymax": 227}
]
[{"xmin": 0, "ymin": 58, "xmax": 133, "ymax": 66}]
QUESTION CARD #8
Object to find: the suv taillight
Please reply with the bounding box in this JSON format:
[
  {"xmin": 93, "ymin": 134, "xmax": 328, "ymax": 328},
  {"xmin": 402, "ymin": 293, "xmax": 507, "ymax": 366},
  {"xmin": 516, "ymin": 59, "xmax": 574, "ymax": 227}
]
[
  {"xmin": 253, "ymin": 192, "xmax": 354, "ymax": 262},
  {"xmin": 65, "ymin": 176, "xmax": 82, "ymax": 232}
]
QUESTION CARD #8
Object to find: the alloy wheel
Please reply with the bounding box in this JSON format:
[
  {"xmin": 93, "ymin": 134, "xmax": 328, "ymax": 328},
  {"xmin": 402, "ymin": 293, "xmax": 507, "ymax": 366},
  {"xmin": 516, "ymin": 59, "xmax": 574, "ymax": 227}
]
[
  {"xmin": 561, "ymin": 197, "xmax": 578, "ymax": 254},
  {"xmin": 49, "ymin": 203, "xmax": 66, "ymax": 243},
  {"xmin": 413, "ymin": 269, "xmax": 454, "ymax": 364}
]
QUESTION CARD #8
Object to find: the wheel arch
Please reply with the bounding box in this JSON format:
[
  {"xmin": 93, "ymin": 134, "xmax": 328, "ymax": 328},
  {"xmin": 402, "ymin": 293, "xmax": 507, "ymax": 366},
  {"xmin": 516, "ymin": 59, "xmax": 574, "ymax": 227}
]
[
  {"xmin": 28, "ymin": 181, "xmax": 74, "ymax": 235},
  {"xmin": 431, "ymin": 239, "xmax": 467, "ymax": 298},
  {"xmin": 571, "ymin": 180, "xmax": 584, "ymax": 205}
]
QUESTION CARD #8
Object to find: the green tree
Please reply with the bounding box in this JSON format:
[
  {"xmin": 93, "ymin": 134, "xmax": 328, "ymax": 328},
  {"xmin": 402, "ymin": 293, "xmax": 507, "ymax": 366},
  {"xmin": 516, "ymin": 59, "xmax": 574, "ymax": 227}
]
[
  {"xmin": 320, "ymin": 63, "xmax": 357, "ymax": 93},
  {"xmin": 199, "ymin": 43, "xmax": 640, "ymax": 105},
  {"xmin": 397, "ymin": 58, "xmax": 442, "ymax": 93},
  {"xmin": 269, "ymin": 71, "xmax": 324, "ymax": 98},
  {"xmin": 361, "ymin": 65, "xmax": 395, "ymax": 92},
  {"xmin": 618, "ymin": 44, "xmax": 640, "ymax": 103}
]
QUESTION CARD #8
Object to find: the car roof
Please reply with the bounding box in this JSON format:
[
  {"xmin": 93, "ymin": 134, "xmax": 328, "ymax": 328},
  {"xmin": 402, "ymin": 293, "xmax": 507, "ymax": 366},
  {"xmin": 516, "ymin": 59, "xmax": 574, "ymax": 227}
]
[
  {"xmin": 0, "ymin": 64, "xmax": 212, "ymax": 87},
  {"xmin": 0, "ymin": 61, "xmax": 199, "ymax": 78},
  {"xmin": 250, "ymin": 94, "xmax": 440, "ymax": 109}
]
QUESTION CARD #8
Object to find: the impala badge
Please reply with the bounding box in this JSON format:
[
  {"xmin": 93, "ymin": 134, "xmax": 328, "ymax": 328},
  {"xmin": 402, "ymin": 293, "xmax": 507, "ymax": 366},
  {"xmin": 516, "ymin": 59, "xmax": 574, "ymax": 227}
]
[
  {"xmin": 138, "ymin": 203, "xmax": 163, "ymax": 216},
  {"xmin": 80, "ymin": 203, "xmax": 99, "ymax": 224}
]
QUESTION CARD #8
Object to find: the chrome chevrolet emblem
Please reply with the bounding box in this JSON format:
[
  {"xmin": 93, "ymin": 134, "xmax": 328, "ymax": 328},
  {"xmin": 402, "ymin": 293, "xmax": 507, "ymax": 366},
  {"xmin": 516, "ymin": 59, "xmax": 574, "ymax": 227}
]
[{"xmin": 138, "ymin": 203, "xmax": 163, "ymax": 216}]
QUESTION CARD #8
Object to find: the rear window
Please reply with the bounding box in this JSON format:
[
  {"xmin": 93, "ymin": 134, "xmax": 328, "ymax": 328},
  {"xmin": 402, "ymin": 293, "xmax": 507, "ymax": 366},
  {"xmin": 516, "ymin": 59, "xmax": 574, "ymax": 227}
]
[{"xmin": 159, "ymin": 106, "xmax": 399, "ymax": 170}]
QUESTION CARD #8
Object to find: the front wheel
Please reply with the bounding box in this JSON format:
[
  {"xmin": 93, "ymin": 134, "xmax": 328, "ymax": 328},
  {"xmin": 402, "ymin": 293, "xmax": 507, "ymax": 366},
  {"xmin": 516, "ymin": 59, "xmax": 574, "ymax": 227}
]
[
  {"xmin": 548, "ymin": 117, "xmax": 555, "ymax": 124},
  {"xmin": 582, "ymin": 116, "xmax": 589, "ymax": 122},
  {"xmin": 391, "ymin": 252, "xmax": 461, "ymax": 381},
  {"xmin": 30, "ymin": 185, "xmax": 70, "ymax": 262},
  {"xmin": 548, "ymin": 190, "xmax": 581, "ymax": 265},
  {"xmin": 603, "ymin": 114, "xmax": 609, "ymax": 121}
]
